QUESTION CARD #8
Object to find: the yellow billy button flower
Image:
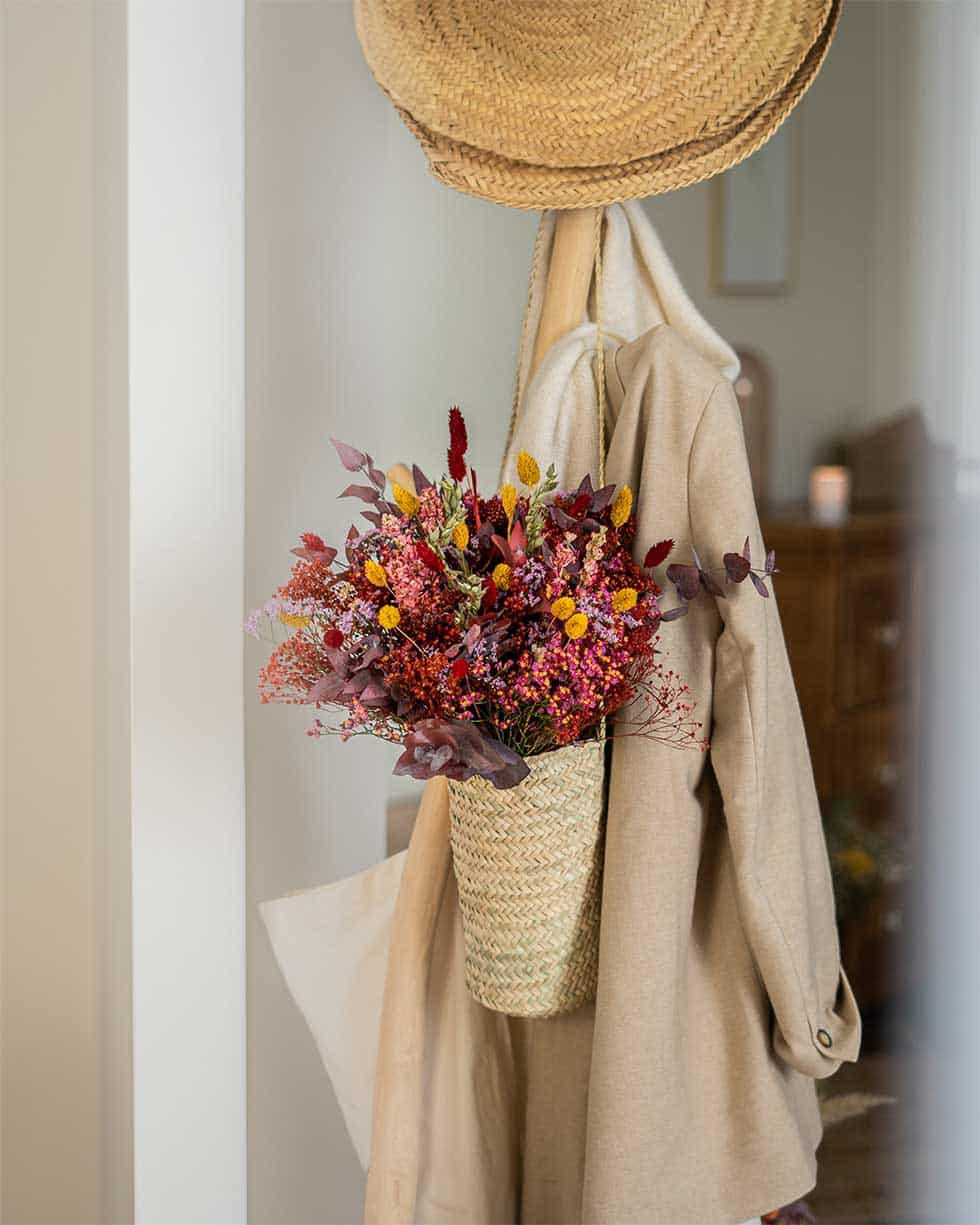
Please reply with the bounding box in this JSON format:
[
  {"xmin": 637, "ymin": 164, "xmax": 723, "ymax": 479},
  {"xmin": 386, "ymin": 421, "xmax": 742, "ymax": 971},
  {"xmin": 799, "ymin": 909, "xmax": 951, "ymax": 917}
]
[
  {"xmin": 516, "ymin": 450, "xmax": 540, "ymax": 487},
  {"xmin": 564, "ymin": 612, "xmax": 589, "ymax": 640},
  {"xmin": 610, "ymin": 484, "xmax": 633, "ymax": 528},
  {"xmin": 612, "ymin": 587, "xmax": 638, "ymax": 613},
  {"xmin": 501, "ymin": 483, "xmax": 517, "ymax": 521},
  {"xmin": 452, "ymin": 521, "xmax": 470, "ymax": 550},
  {"xmin": 378, "ymin": 604, "xmax": 401, "ymax": 630},
  {"xmin": 836, "ymin": 847, "xmax": 876, "ymax": 881},
  {"xmin": 364, "ymin": 558, "xmax": 387, "ymax": 587},
  {"xmin": 492, "ymin": 562, "xmax": 513, "ymax": 591},
  {"xmin": 279, "ymin": 611, "xmax": 311, "ymax": 629},
  {"xmin": 391, "ymin": 482, "xmax": 419, "ymax": 516},
  {"xmin": 550, "ymin": 596, "xmax": 575, "ymax": 622}
]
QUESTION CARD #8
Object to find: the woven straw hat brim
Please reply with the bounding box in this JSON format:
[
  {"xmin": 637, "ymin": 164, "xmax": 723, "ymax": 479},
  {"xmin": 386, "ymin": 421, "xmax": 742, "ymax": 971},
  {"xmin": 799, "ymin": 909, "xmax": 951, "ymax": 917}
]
[
  {"xmin": 355, "ymin": 0, "xmax": 832, "ymax": 171},
  {"xmin": 385, "ymin": 0, "xmax": 839, "ymax": 210}
]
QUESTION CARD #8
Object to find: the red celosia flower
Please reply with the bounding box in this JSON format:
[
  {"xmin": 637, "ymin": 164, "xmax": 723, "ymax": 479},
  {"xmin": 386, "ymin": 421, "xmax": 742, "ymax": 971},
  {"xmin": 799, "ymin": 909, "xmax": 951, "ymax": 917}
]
[
  {"xmin": 451, "ymin": 658, "xmax": 469, "ymax": 681},
  {"xmin": 570, "ymin": 493, "xmax": 591, "ymax": 517},
  {"xmin": 448, "ymin": 406, "xmax": 468, "ymax": 481},
  {"xmin": 323, "ymin": 628, "xmax": 344, "ymax": 648},
  {"xmin": 417, "ymin": 541, "xmax": 444, "ymax": 571},
  {"xmin": 644, "ymin": 539, "xmax": 674, "ymax": 568}
]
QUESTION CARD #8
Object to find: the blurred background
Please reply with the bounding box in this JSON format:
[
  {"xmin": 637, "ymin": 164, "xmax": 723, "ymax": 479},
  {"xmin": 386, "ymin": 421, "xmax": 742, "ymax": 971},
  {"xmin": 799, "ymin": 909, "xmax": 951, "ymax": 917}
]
[{"xmin": 2, "ymin": 1, "xmax": 979, "ymax": 1222}]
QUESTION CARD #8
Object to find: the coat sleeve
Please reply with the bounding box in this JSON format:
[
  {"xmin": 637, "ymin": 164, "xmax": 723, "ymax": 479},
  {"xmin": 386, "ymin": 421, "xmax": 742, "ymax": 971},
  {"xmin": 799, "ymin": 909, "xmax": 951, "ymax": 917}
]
[{"xmin": 688, "ymin": 379, "xmax": 861, "ymax": 1079}]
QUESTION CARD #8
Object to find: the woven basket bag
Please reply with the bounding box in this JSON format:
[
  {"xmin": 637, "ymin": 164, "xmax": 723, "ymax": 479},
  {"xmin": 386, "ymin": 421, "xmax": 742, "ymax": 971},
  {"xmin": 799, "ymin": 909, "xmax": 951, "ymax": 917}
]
[{"xmin": 448, "ymin": 739, "xmax": 606, "ymax": 1019}]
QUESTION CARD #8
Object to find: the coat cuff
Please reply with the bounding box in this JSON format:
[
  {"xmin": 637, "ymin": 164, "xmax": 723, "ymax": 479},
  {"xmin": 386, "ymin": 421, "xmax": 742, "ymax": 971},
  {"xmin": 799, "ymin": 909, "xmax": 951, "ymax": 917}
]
[{"xmin": 773, "ymin": 969, "xmax": 862, "ymax": 1079}]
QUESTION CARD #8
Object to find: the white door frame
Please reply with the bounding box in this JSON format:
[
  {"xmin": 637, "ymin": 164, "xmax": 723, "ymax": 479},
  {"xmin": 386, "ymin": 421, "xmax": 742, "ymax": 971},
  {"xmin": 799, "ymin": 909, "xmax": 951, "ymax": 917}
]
[{"xmin": 129, "ymin": 3, "xmax": 247, "ymax": 1220}]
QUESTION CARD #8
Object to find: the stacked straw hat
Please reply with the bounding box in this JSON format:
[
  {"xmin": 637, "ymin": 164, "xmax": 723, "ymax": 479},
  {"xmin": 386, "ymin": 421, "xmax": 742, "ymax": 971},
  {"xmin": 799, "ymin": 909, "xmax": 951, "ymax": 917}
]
[{"xmin": 354, "ymin": 0, "xmax": 841, "ymax": 210}]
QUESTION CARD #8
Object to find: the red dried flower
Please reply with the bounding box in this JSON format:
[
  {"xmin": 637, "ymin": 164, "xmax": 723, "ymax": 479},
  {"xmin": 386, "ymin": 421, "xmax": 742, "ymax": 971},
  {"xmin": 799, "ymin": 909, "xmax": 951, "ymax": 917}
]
[
  {"xmin": 323, "ymin": 628, "xmax": 344, "ymax": 648},
  {"xmin": 644, "ymin": 539, "xmax": 674, "ymax": 569},
  {"xmin": 417, "ymin": 541, "xmax": 445, "ymax": 571},
  {"xmin": 451, "ymin": 658, "xmax": 469, "ymax": 681},
  {"xmin": 448, "ymin": 406, "xmax": 468, "ymax": 481}
]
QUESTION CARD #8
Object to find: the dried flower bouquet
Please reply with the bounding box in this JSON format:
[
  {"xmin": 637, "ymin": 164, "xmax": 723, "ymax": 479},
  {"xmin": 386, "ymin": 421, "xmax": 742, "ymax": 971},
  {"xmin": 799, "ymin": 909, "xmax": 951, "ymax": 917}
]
[{"xmin": 249, "ymin": 408, "xmax": 775, "ymax": 791}]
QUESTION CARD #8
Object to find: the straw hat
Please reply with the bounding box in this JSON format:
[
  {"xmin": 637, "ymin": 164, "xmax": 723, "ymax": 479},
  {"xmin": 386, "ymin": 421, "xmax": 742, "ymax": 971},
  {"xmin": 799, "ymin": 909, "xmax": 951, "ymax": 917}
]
[{"xmin": 355, "ymin": 0, "xmax": 841, "ymax": 210}]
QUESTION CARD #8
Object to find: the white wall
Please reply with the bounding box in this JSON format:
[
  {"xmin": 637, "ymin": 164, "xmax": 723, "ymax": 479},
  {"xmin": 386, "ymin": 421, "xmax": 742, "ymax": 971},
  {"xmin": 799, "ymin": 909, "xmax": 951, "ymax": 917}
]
[
  {"xmin": 868, "ymin": 0, "xmax": 980, "ymax": 489},
  {"xmin": 1, "ymin": 3, "xmax": 131, "ymax": 1222},
  {"xmin": 643, "ymin": 0, "xmax": 878, "ymax": 505},
  {"xmin": 245, "ymin": 3, "xmax": 536, "ymax": 1220}
]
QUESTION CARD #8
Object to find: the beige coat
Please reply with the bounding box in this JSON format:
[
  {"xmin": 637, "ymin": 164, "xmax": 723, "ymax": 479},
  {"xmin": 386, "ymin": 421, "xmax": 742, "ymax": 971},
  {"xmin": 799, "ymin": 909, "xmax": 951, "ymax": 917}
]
[{"xmin": 263, "ymin": 204, "xmax": 860, "ymax": 1225}]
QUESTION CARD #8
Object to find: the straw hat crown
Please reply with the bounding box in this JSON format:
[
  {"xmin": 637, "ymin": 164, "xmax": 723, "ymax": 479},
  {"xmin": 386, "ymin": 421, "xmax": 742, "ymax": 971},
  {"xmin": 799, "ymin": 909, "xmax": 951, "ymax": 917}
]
[{"xmin": 355, "ymin": 0, "xmax": 840, "ymax": 209}]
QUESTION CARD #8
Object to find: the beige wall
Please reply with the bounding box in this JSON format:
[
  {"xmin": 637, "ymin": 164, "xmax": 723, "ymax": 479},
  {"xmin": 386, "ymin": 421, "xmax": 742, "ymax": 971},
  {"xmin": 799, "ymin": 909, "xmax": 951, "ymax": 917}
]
[{"xmin": 1, "ymin": 3, "xmax": 131, "ymax": 1223}]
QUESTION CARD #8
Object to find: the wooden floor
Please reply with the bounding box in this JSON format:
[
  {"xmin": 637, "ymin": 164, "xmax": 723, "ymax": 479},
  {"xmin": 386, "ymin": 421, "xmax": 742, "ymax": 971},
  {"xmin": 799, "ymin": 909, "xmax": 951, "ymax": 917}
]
[{"xmin": 807, "ymin": 1050, "xmax": 951, "ymax": 1225}]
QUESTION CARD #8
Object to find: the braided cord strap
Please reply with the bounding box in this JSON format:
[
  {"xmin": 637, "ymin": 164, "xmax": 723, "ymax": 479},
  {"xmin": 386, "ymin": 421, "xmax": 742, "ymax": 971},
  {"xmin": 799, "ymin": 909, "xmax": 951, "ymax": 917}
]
[{"xmin": 448, "ymin": 741, "xmax": 605, "ymax": 1018}]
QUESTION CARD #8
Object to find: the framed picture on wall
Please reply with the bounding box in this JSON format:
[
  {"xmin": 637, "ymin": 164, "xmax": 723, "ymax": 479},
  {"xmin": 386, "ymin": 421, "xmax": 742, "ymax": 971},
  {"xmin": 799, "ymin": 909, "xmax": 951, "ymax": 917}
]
[{"xmin": 710, "ymin": 119, "xmax": 800, "ymax": 295}]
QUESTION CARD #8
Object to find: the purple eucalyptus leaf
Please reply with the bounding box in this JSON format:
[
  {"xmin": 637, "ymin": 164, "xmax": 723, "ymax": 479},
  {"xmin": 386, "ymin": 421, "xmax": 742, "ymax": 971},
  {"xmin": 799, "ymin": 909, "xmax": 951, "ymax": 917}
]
[
  {"xmin": 323, "ymin": 646, "xmax": 349, "ymax": 674},
  {"xmin": 659, "ymin": 604, "xmax": 690, "ymax": 621},
  {"xmin": 361, "ymin": 510, "xmax": 384, "ymax": 528},
  {"xmin": 339, "ymin": 483, "xmax": 380, "ymax": 503},
  {"xmin": 291, "ymin": 545, "xmax": 338, "ymax": 564},
  {"xmin": 393, "ymin": 718, "xmax": 530, "ymax": 789},
  {"xmin": 412, "ymin": 464, "xmax": 433, "ymax": 491},
  {"xmin": 330, "ymin": 438, "xmax": 368, "ymax": 472},
  {"xmin": 592, "ymin": 483, "xmax": 617, "ymax": 512},
  {"xmin": 750, "ymin": 571, "xmax": 771, "ymax": 598},
  {"xmin": 368, "ymin": 465, "xmax": 387, "ymax": 491},
  {"xmin": 742, "ymin": 536, "xmax": 751, "ymax": 563},
  {"xmin": 359, "ymin": 678, "xmax": 391, "ymax": 705},
  {"xmin": 549, "ymin": 506, "xmax": 580, "ymax": 530},
  {"xmin": 491, "ymin": 534, "xmax": 515, "ymax": 565},
  {"xmin": 307, "ymin": 675, "xmax": 344, "ymax": 704},
  {"xmin": 723, "ymin": 551, "xmax": 751, "ymax": 583},
  {"xmin": 765, "ymin": 549, "xmax": 778, "ymax": 575},
  {"xmin": 666, "ymin": 562, "xmax": 701, "ymax": 601}
]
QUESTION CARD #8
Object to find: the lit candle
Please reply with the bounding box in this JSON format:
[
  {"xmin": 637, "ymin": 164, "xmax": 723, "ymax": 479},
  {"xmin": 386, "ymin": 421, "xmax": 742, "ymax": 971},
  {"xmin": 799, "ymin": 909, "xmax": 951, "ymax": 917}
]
[{"xmin": 809, "ymin": 465, "xmax": 851, "ymax": 526}]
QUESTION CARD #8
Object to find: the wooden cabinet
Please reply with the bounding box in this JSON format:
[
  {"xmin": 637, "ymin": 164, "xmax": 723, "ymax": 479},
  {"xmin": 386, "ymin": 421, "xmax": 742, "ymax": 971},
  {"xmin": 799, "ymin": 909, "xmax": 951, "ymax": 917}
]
[{"xmin": 759, "ymin": 510, "xmax": 922, "ymax": 1009}]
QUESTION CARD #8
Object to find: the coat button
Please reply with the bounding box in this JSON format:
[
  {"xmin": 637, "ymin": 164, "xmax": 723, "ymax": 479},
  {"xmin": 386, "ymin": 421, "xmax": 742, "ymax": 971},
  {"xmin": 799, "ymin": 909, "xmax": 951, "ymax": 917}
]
[{"xmin": 816, "ymin": 1028, "xmax": 833, "ymax": 1049}]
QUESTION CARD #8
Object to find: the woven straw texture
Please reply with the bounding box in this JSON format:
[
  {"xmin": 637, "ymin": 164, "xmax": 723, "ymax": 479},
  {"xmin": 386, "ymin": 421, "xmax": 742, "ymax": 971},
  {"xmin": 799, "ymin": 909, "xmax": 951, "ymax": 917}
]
[
  {"xmin": 448, "ymin": 740, "xmax": 605, "ymax": 1019},
  {"xmin": 355, "ymin": 0, "xmax": 840, "ymax": 210}
]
